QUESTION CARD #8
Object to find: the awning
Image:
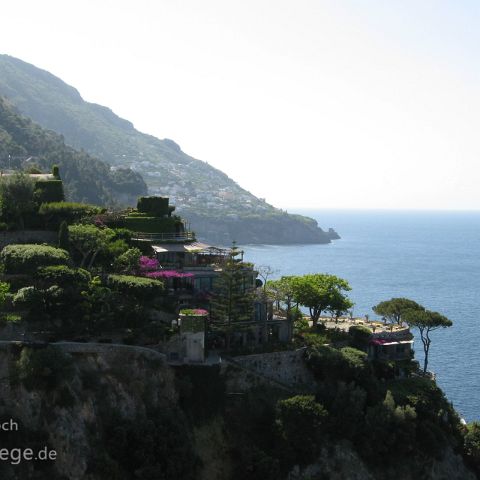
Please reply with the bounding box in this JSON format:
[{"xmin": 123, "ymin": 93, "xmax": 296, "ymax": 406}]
[
  {"xmin": 371, "ymin": 339, "xmax": 414, "ymax": 346},
  {"xmin": 152, "ymin": 242, "xmax": 212, "ymax": 253}
]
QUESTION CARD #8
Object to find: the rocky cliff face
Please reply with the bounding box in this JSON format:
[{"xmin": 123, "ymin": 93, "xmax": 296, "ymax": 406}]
[
  {"xmin": 0, "ymin": 344, "xmax": 475, "ymax": 480},
  {"xmin": 186, "ymin": 212, "xmax": 339, "ymax": 245},
  {"xmin": 0, "ymin": 345, "xmax": 183, "ymax": 479}
]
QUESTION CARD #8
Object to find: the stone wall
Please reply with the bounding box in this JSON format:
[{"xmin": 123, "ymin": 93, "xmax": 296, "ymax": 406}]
[
  {"xmin": 0, "ymin": 230, "xmax": 57, "ymax": 249},
  {"xmin": 222, "ymin": 348, "xmax": 315, "ymax": 392}
]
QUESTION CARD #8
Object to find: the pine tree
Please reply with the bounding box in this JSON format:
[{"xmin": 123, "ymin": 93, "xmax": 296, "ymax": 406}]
[{"xmin": 210, "ymin": 243, "xmax": 255, "ymax": 350}]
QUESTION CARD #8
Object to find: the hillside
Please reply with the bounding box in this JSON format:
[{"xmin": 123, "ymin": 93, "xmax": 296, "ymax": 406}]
[
  {"xmin": 0, "ymin": 54, "xmax": 338, "ymax": 245},
  {"xmin": 0, "ymin": 96, "xmax": 147, "ymax": 205}
]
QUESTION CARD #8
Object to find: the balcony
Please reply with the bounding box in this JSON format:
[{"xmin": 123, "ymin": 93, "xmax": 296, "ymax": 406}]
[{"xmin": 131, "ymin": 231, "xmax": 196, "ymax": 243}]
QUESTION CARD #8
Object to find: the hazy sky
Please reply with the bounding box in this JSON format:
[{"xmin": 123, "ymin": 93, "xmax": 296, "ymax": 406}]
[{"xmin": 1, "ymin": 0, "xmax": 480, "ymax": 210}]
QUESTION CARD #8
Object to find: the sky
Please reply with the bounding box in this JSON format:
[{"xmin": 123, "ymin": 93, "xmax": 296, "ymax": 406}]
[{"xmin": 1, "ymin": 0, "xmax": 480, "ymax": 210}]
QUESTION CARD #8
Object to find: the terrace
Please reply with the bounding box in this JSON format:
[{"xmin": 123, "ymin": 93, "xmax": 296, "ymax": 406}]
[
  {"xmin": 132, "ymin": 231, "xmax": 196, "ymax": 243},
  {"xmin": 152, "ymin": 243, "xmax": 230, "ymax": 270},
  {"xmin": 319, "ymin": 316, "xmax": 414, "ymax": 362}
]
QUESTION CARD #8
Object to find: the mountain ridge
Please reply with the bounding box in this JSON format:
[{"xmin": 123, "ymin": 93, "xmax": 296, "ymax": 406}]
[
  {"xmin": 0, "ymin": 95, "xmax": 147, "ymax": 205},
  {"xmin": 0, "ymin": 54, "xmax": 338, "ymax": 244}
]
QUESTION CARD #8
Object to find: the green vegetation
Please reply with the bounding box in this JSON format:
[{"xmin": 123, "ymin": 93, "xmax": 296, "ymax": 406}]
[
  {"xmin": 403, "ymin": 308, "xmax": 453, "ymax": 373},
  {"xmin": 68, "ymin": 224, "xmax": 115, "ymax": 269},
  {"xmin": 1, "ymin": 244, "xmax": 69, "ymax": 274},
  {"xmin": 107, "ymin": 274, "xmax": 164, "ymax": 300},
  {"xmin": 373, "ymin": 297, "xmax": 424, "ymax": 324},
  {"xmin": 36, "ymin": 265, "xmax": 91, "ymax": 287},
  {"xmin": 122, "ymin": 215, "xmax": 182, "ymax": 234},
  {"xmin": 34, "ymin": 179, "xmax": 64, "ymax": 204},
  {"xmin": 0, "ymin": 173, "xmax": 36, "ymax": 229},
  {"xmin": 276, "ymin": 395, "xmax": 327, "ymax": 465},
  {"xmin": 464, "ymin": 422, "xmax": 480, "ymax": 475},
  {"xmin": 100, "ymin": 407, "xmax": 198, "ymax": 480},
  {"xmin": 15, "ymin": 346, "xmax": 74, "ymax": 391},
  {"xmin": 0, "ymin": 95, "xmax": 147, "ymax": 206},
  {"xmin": 137, "ymin": 196, "xmax": 173, "ymax": 216},
  {"xmin": 39, "ymin": 201, "xmax": 104, "ymax": 229},
  {"xmin": 0, "ymin": 55, "xmax": 336, "ymax": 245},
  {"xmin": 290, "ymin": 274, "xmax": 352, "ymax": 326},
  {"xmin": 210, "ymin": 244, "xmax": 255, "ymax": 350}
]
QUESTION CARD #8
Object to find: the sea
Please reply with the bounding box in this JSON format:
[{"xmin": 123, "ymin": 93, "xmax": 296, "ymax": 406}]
[{"xmin": 241, "ymin": 209, "xmax": 480, "ymax": 422}]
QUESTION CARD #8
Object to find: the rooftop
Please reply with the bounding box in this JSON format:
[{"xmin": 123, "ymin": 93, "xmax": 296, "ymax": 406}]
[{"xmin": 317, "ymin": 316, "xmax": 411, "ymax": 337}]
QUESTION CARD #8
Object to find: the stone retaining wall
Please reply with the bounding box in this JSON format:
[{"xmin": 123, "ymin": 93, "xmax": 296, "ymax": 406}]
[
  {"xmin": 0, "ymin": 230, "xmax": 57, "ymax": 249},
  {"xmin": 223, "ymin": 348, "xmax": 315, "ymax": 391}
]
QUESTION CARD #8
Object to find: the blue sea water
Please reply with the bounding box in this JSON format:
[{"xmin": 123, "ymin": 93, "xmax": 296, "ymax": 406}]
[{"xmin": 241, "ymin": 210, "xmax": 480, "ymax": 422}]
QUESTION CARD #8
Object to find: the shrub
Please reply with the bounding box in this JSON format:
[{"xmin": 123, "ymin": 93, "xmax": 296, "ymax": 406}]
[
  {"xmin": 1, "ymin": 244, "xmax": 70, "ymax": 274},
  {"xmin": 276, "ymin": 395, "xmax": 327, "ymax": 465},
  {"xmin": 15, "ymin": 346, "xmax": 74, "ymax": 391},
  {"xmin": 39, "ymin": 202, "xmax": 104, "ymax": 228},
  {"xmin": 13, "ymin": 286, "xmax": 43, "ymax": 309},
  {"xmin": 305, "ymin": 345, "xmax": 370, "ymax": 384},
  {"xmin": 464, "ymin": 422, "xmax": 480, "ymax": 474},
  {"xmin": 123, "ymin": 216, "xmax": 182, "ymax": 233},
  {"xmin": 112, "ymin": 247, "xmax": 142, "ymax": 274},
  {"xmin": 34, "ymin": 179, "xmax": 64, "ymax": 204},
  {"xmin": 108, "ymin": 274, "xmax": 164, "ymax": 300},
  {"xmin": 36, "ymin": 265, "xmax": 91, "ymax": 287},
  {"xmin": 348, "ymin": 325, "xmax": 372, "ymax": 350},
  {"xmin": 137, "ymin": 196, "xmax": 172, "ymax": 216},
  {"xmin": 0, "ymin": 173, "xmax": 35, "ymax": 229}
]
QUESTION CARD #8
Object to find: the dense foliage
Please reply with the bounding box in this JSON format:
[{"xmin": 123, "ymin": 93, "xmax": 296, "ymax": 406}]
[
  {"xmin": 107, "ymin": 274, "xmax": 164, "ymax": 300},
  {"xmin": 137, "ymin": 196, "xmax": 172, "ymax": 216},
  {"xmin": 15, "ymin": 346, "xmax": 74, "ymax": 391},
  {"xmin": 39, "ymin": 201, "xmax": 104, "ymax": 229},
  {"xmin": 0, "ymin": 54, "xmax": 337, "ymax": 245},
  {"xmin": 0, "ymin": 96, "xmax": 147, "ymax": 206},
  {"xmin": 33, "ymin": 179, "xmax": 64, "ymax": 204},
  {"xmin": 1, "ymin": 244, "xmax": 69, "ymax": 274}
]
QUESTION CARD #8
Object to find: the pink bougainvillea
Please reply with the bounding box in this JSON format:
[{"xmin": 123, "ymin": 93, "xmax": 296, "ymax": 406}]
[
  {"xmin": 139, "ymin": 256, "xmax": 160, "ymax": 272},
  {"xmin": 138, "ymin": 256, "xmax": 193, "ymax": 280},
  {"xmin": 145, "ymin": 270, "xmax": 194, "ymax": 279}
]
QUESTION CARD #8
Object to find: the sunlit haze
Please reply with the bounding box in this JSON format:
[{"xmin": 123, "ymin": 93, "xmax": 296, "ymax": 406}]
[{"xmin": 1, "ymin": 0, "xmax": 480, "ymax": 210}]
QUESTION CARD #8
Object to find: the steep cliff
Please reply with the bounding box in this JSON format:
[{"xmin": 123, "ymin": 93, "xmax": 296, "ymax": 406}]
[{"xmin": 0, "ymin": 344, "xmax": 475, "ymax": 480}]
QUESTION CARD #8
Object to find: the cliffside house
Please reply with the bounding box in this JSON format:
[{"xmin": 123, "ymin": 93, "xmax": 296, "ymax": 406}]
[
  {"xmin": 323, "ymin": 317, "xmax": 414, "ymax": 365},
  {"xmin": 126, "ymin": 196, "xmax": 289, "ymax": 354}
]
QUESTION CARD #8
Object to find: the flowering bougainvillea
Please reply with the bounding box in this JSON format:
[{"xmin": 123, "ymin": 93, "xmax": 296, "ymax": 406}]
[
  {"xmin": 138, "ymin": 256, "xmax": 193, "ymax": 280},
  {"xmin": 139, "ymin": 256, "xmax": 160, "ymax": 272},
  {"xmin": 145, "ymin": 270, "xmax": 194, "ymax": 279}
]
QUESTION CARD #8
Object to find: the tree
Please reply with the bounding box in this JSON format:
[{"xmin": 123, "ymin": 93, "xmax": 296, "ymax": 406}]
[
  {"xmin": 256, "ymin": 265, "xmax": 277, "ymax": 294},
  {"xmin": 268, "ymin": 276, "xmax": 300, "ymax": 341},
  {"xmin": 0, "ymin": 173, "xmax": 35, "ymax": 229},
  {"xmin": 372, "ymin": 298, "xmax": 423, "ymax": 325},
  {"xmin": 113, "ymin": 247, "xmax": 142, "ymax": 274},
  {"xmin": 275, "ymin": 395, "xmax": 327, "ymax": 465},
  {"xmin": 464, "ymin": 422, "xmax": 480, "ymax": 474},
  {"xmin": 68, "ymin": 224, "xmax": 115, "ymax": 269},
  {"xmin": 403, "ymin": 309, "xmax": 452, "ymax": 373},
  {"xmin": 291, "ymin": 274, "xmax": 351, "ymax": 327},
  {"xmin": 210, "ymin": 243, "xmax": 255, "ymax": 350},
  {"xmin": 327, "ymin": 290, "xmax": 354, "ymax": 323}
]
